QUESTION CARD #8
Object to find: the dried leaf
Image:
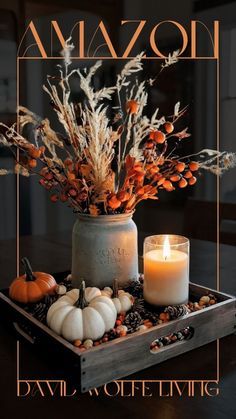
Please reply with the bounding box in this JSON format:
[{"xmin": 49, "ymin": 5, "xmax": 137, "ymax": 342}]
[
  {"xmin": 161, "ymin": 50, "xmax": 179, "ymax": 69},
  {"xmin": 174, "ymin": 127, "xmax": 191, "ymax": 140},
  {"xmin": 0, "ymin": 169, "xmax": 8, "ymax": 175},
  {"xmin": 15, "ymin": 164, "xmax": 30, "ymax": 177},
  {"xmin": 174, "ymin": 102, "xmax": 180, "ymax": 117}
]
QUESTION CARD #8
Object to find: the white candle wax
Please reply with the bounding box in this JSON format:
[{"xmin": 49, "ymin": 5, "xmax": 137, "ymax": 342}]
[{"xmin": 144, "ymin": 248, "xmax": 189, "ymax": 306}]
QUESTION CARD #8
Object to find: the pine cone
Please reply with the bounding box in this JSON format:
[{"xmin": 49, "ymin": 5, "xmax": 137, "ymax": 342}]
[
  {"xmin": 133, "ymin": 299, "xmax": 159, "ymax": 325},
  {"xmin": 124, "ymin": 311, "xmax": 142, "ymax": 333},
  {"xmin": 164, "ymin": 304, "xmax": 188, "ymax": 320},
  {"xmin": 28, "ymin": 302, "xmax": 47, "ymax": 323},
  {"xmin": 143, "ymin": 311, "xmax": 159, "ymax": 325},
  {"xmin": 124, "ymin": 280, "xmax": 143, "ymax": 299},
  {"xmin": 133, "ymin": 298, "xmax": 145, "ymax": 313},
  {"xmin": 23, "ymin": 294, "xmax": 58, "ymax": 325},
  {"xmin": 44, "ymin": 294, "xmax": 58, "ymax": 309}
]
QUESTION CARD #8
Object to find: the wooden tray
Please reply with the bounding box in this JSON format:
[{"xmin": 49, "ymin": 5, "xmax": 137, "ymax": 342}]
[{"xmin": 0, "ymin": 281, "xmax": 235, "ymax": 393}]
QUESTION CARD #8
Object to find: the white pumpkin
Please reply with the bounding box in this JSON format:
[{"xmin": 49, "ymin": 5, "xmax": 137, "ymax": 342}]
[
  {"xmin": 59, "ymin": 286, "xmax": 101, "ymax": 304},
  {"xmin": 101, "ymin": 286, "xmax": 113, "ymax": 297},
  {"xmin": 112, "ymin": 279, "xmax": 133, "ymax": 314},
  {"xmin": 47, "ymin": 281, "xmax": 116, "ymax": 342}
]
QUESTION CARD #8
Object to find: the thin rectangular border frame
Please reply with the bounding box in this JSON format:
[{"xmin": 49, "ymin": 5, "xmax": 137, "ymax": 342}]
[{"xmin": 16, "ymin": 54, "xmax": 220, "ymax": 383}]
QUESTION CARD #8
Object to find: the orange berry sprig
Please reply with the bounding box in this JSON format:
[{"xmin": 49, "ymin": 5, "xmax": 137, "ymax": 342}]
[
  {"xmin": 155, "ymin": 160, "xmax": 199, "ymax": 191},
  {"xmin": 13, "ymin": 139, "xmax": 90, "ymax": 212},
  {"xmin": 36, "ymin": 154, "xmax": 91, "ymax": 211},
  {"xmin": 106, "ymin": 157, "xmax": 160, "ymax": 212},
  {"xmin": 146, "ymin": 124, "xmax": 191, "ymax": 155},
  {"xmin": 105, "ymin": 152, "xmax": 201, "ymax": 213},
  {"xmin": 14, "ymin": 142, "xmax": 46, "ymax": 173}
]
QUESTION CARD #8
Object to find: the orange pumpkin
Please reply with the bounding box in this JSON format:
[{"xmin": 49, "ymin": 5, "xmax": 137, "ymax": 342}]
[{"xmin": 9, "ymin": 257, "xmax": 57, "ymax": 303}]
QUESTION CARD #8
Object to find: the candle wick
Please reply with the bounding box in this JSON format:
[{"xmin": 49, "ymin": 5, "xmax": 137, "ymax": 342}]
[{"xmin": 164, "ymin": 256, "xmax": 167, "ymax": 261}]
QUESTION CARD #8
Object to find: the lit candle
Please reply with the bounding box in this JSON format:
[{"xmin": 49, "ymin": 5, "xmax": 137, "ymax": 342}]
[{"xmin": 143, "ymin": 235, "xmax": 189, "ymax": 306}]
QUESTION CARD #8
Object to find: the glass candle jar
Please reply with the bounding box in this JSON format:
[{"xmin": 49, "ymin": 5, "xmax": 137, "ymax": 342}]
[{"xmin": 143, "ymin": 235, "xmax": 189, "ymax": 306}]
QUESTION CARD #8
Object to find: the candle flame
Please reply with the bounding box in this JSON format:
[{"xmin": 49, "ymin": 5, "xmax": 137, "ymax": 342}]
[{"xmin": 163, "ymin": 235, "xmax": 171, "ymax": 260}]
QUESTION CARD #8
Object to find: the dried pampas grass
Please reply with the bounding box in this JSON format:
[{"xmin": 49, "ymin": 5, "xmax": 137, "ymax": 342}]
[{"xmin": 0, "ymin": 42, "xmax": 235, "ymax": 215}]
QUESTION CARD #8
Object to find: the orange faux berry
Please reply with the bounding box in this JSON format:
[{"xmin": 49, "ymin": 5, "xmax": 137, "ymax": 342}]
[
  {"xmin": 50, "ymin": 194, "xmax": 59, "ymax": 203},
  {"xmin": 178, "ymin": 178, "xmax": 188, "ymax": 188},
  {"xmin": 73, "ymin": 339, "xmax": 82, "ymax": 347},
  {"xmin": 170, "ymin": 174, "xmax": 181, "ymax": 182},
  {"xmin": 29, "ymin": 146, "xmax": 41, "ymax": 159},
  {"xmin": 39, "ymin": 179, "xmax": 46, "ymax": 187},
  {"xmin": 67, "ymin": 172, "xmax": 76, "ymax": 181},
  {"xmin": 60, "ymin": 193, "xmax": 68, "ymax": 202},
  {"xmin": 163, "ymin": 180, "xmax": 173, "ymax": 190},
  {"xmin": 149, "ymin": 166, "xmax": 159, "ymax": 175},
  {"xmin": 28, "ymin": 159, "xmax": 37, "ymax": 168},
  {"xmin": 68, "ymin": 188, "xmax": 77, "ymax": 197},
  {"xmin": 175, "ymin": 162, "xmax": 186, "ymax": 172},
  {"xmin": 45, "ymin": 173, "xmax": 53, "ymax": 181},
  {"xmin": 145, "ymin": 140, "xmax": 155, "ymax": 149},
  {"xmin": 164, "ymin": 121, "xmax": 174, "ymax": 134},
  {"xmin": 126, "ymin": 100, "xmax": 139, "ymax": 114},
  {"xmin": 189, "ymin": 161, "xmax": 199, "ymax": 171},
  {"xmin": 154, "ymin": 131, "xmax": 166, "ymax": 144},
  {"xmin": 184, "ymin": 170, "xmax": 193, "ymax": 179},
  {"xmin": 188, "ymin": 176, "xmax": 197, "ymax": 185},
  {"xmin": 149, "ymin": 131, "xmax": 155, "ymax": 140},
  {"xmin": 159, "ymin": 312, "xmax": 169, "ymax": 321},
  {"xmin": 41, "ymin": 168, "xmax": 53, "ymax": 180}
]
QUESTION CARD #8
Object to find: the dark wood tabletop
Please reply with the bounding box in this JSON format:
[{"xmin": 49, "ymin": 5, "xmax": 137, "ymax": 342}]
[{"xmin": 0, "ymin": 233, "xmax": 235, "ymax": 419}]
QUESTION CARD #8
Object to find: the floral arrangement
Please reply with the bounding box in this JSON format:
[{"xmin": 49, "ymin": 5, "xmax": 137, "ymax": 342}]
[{"xmin": 0, "ymin": 40, "xmax": 235, "ymax": 215}]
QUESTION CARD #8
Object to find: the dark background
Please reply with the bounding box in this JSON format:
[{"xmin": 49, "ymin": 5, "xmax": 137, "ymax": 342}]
[{"xmin": 0, "ymin": 0, "xmax": 236, "ymax": 418}]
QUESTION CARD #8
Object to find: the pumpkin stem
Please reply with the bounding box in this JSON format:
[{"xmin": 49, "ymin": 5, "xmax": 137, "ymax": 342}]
[
  {"xmin": 75, "ymin": 280, "xmax": 88, "ymax": 309},
  {"xmin": 21, "ymin": 257, "xmax": 35, "ymax": 281},
  {"xmin": 113, "ymin": 278, "xmax": 119, "ymax": 298}
]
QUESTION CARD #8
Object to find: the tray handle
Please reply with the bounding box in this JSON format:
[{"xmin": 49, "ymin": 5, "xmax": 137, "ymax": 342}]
[
  {"xmin": 13, "ymin": 322, "xmax": 36, "ymax": 344},
  {"xmin": 150, "ymin": 326, "xmax": 194, "ymax": 354}
]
